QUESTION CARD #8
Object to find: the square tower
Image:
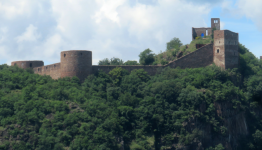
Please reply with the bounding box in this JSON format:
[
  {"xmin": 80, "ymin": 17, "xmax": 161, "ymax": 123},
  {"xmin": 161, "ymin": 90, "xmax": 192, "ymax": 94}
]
[
  {"xmin": 213, "ymin": 30, "xmax": 239, "ymax": 69},
  {"xmin": 211, "ymin": 18, "xmax": 220, "ymax": 30}
]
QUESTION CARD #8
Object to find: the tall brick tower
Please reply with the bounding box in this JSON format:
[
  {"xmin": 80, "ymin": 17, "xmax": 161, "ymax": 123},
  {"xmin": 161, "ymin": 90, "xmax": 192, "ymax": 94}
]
[
  {"xmin": 211, "ymin": 18, "xmax": 220, "ymax": 30},
  {"xmin": 213, "ymin": 30, "xmax": 239, "ymax": 69},
  {"xmin": 60, "ymin": 50, "xmax": 92, "ymax": 82}
]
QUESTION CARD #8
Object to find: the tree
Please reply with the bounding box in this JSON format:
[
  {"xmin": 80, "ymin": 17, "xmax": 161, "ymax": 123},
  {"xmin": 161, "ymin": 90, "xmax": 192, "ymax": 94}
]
[
  {"xmin": 124, "ymin": 60, "xmax": 139, "ymax": 65},
  {"xmin": 110, "ymin": 57, "xmax": 124, "ymax": 65},
  {"xmin": 98, "ymin": 58, "xmax": 110, "ymax": 65},
  {"xmin": 166, "ymin": 37, "xmax": 182, "ymax": 50},
  {"xmin": 139, "ymin": 48, "xmax": 155, "ymax": 65},
  {"xmin": 98, "ymin": 57, "xmax": 124, "ymax": 65}
]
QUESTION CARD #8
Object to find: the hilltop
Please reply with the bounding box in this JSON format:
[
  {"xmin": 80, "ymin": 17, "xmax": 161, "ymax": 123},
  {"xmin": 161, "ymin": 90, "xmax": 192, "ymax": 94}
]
[{"xmin": 0, "ymin": 43, "xmax": 262, "ymax": 150}]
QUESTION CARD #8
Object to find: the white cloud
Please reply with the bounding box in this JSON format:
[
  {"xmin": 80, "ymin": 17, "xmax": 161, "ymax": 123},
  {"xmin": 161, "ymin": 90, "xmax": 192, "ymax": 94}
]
[
  {"xmin": 236, "ymin": 0, "xmax": 262, "ymax": 31},
  {"xmin": 16, "ymin": 24, "xmax": 41, "ymax": 43},
  {"xmin": 0, "ymin": 0, "xmax": 220, "ymax": 66}
]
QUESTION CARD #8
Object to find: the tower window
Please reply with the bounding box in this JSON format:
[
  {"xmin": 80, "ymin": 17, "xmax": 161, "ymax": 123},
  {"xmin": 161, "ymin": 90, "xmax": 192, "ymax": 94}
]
[
  {"xmin": 64, "ymin": 54, "xmax": 66, "ymax": 57},
  {"xmin": 30, "ymin": 63, "xmax": 32, "ymax": 67},
  {"xmin": 217, "ymin": 49, "xmax": 219, "ymax": 53}
]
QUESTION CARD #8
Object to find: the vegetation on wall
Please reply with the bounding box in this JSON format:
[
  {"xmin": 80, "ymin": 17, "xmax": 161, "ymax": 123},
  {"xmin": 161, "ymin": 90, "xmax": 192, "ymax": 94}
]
[{"xmin": 0, "ymin": 43, "xmax": 262, "ymax": 149}]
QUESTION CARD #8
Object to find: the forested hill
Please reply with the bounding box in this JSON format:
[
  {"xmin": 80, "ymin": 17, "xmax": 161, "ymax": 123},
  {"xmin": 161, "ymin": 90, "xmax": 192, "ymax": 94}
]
[{"xmin": 0, "ymin": 44, "xmax": 262, "ymax": 150}]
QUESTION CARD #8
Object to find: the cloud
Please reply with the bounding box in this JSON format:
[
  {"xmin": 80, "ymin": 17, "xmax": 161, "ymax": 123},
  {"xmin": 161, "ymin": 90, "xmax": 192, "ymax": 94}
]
[
  {"xmin": 0, "ymin": 0, "xmax": 218, "ymax": 66},
  {"xmin": 16, "ymin": 24, "xmax": 41, "ymax": 43},
  {"xmin": 235, "ymin": 0, "xmax": 262, "ymax": 31}
]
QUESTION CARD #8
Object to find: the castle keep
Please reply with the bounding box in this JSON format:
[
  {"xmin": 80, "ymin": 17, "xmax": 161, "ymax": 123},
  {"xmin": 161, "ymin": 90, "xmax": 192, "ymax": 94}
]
[{"xmin": 11, "ymin": 18, "xmax": 239, "ymax": 82}]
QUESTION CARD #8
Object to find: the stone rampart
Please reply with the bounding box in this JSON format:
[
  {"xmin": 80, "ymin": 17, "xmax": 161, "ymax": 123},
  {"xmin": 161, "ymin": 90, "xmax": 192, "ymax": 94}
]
[
  {"xmin": 33, "ymin": 63, "xmax": 61, "ymax": 79},
  {"xmin": 166, "ymin": 43, "xmax": 214, "ymax": 69},
  {"xmin": 92, "ymin": 65, "xmax": 163, "ymax": 76}
]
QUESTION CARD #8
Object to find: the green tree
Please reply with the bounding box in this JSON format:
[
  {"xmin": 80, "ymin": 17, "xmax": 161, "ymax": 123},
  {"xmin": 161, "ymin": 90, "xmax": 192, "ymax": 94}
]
[
  {"xmin": 139, "ymin": 48, "xmax": 155, "ymax": 65},
  {"xmin": 166, "ymin": 37, "xmax": 182, "ymax": 50},
  {"xmin": 110, "ymin": 57, "xmax": 124, "ymax": 65},
  {"xmin": 98, "ymin": 58, "xmax": 110, "ymax": 65},
  {"xmin": 124, "ymin": 60, "xmax": 139, "ymax": 65}
]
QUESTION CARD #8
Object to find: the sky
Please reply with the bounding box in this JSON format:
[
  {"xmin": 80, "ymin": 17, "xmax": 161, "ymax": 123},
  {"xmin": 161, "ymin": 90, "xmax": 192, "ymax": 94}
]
[{"xmin": 0, "ymin": 0, "xmax": 261, "ymax": 65}]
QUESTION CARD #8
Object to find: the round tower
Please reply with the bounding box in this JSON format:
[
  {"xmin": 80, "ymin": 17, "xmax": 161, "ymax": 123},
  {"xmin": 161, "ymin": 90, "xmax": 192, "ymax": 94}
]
[
  {"xmin": 11, "ymin": 60, "xmax": 44, "ymax": 69},
  {"xmin": 60, "ymin": 50, "xmax": 92, "ymax": 82}
]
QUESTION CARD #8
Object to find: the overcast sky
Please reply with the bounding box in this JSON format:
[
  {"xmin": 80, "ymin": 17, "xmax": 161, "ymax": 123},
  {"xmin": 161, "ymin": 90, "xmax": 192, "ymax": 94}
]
[{"xmin": 0, "ymin": 0, "xmax": 261, "ymax": 65}]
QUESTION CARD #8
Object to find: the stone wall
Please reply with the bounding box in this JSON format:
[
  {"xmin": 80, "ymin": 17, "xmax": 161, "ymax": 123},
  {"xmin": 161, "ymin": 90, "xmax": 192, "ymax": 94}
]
[
  {"xmin": 213, "ymin": 30, "xmax": 225, "ymax": 69},
  {"xmin": 33, "ymin": 63, "xmax": 61, "ymax": 79},
  {"xmin": 92, "ymin": 65, "xmax": 163, "ymax": 76},
  {"xmin": 166, "ymin": 43, "xmax": 214, "ymax": 69},
  {"xmin": 211, "ymin": 18, "xmax": 220, "ymax": 30},
  {"xmin": 11, "ymin": 61, "xmax": 44, "ymax": 69}
]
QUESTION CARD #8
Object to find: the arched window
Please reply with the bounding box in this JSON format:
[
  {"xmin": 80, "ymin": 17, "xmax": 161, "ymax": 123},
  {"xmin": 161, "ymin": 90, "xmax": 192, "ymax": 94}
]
[
  {"xmin": 217, "ymin": 49, "xmax": 219, "ymax": 53},
  {"xmin": 64, "ymin": 54, "xmax": 66, "ymax": 57}
]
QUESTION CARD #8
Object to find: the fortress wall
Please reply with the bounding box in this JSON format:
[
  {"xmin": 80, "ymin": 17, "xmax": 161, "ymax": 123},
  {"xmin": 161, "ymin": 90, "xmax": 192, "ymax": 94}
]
[
  {"xmin": 166, "ymin": 43, "xmax": 214, "ymax": 69},
  {"xmin": 92, "ymin": 65, "xmax": 163, "ymax": 76},
  {"xmin": 33, "ymin": 63, "xmax": 61, "ymax": 79}
]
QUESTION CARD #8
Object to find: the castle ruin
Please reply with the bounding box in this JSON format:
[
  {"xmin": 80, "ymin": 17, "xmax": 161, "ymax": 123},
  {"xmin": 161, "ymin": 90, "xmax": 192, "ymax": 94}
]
[{"xmin": 11, "ymin": 18, "xmax": 239, "ymax": 82}]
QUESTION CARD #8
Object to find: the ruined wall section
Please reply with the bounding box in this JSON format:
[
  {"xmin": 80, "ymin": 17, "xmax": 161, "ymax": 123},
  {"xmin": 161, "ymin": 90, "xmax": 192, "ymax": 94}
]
[
  {"xmin": 211, "ymin": 18, "xmax": 220, "ymax": 30},
  {"xmin": 93, "ymin": 44, "xmax": 214, "ymax": 76},
  {"xmin": 92, "ymin": 65, "xmax": 163, "ymax": 76},
  {"xmin": 166, "ymin": 43, "xmax": 214, "ymax": 69},
  {"xmin": 33, "ymin": 63, "xmax": 61, "ymax": 79},
  {"xmin": 192, "ymin": 28, "xmax": 212, "ymax": 40},
  {"xmin": 11, "ymin": 61, "xmax": 44, "ymax": 69}
]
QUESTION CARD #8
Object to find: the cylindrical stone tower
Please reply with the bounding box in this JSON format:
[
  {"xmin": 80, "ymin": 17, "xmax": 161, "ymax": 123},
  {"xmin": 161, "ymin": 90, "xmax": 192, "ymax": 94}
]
[
  {"xmin": 11, "ymin": 60, "xmax": 44, "ymax": 69},
  {"xmin": 60, "ymin": 50, "xmax": 92, "ymax": 82}
]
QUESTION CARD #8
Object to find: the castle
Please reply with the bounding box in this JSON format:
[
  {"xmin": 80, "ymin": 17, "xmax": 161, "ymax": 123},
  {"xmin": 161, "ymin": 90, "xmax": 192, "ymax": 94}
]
[{"xmin": 11, "ymin": 18, "xmax": 239, "ymax": 82}]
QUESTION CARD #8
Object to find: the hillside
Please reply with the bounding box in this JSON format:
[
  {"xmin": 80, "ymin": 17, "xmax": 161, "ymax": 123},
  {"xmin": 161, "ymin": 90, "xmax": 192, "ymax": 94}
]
[
  {"xmin": 0, "ymin": 43, "xmax": 262, "ymax": 150},
  {"xmin": 153, "ymin": 36, "xmax": 213, "ymax": 65}
]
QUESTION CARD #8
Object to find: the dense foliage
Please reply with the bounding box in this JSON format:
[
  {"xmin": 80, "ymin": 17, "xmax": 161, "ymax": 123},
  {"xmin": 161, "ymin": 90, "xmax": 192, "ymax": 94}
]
[
  {"xmin": 98, "ymin": 57, "xmax": 139, "ymax": 66},
  {"xmin": 0, "ymin": 44, "xmax": 262, "ymax": 150}
]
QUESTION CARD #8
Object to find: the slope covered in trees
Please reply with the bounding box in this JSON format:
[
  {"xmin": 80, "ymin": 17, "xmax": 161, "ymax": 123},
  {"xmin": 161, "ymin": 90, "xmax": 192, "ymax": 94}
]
[{"xmin": 0, "ymin": 44, "xmax": 262, "ymax": 150}]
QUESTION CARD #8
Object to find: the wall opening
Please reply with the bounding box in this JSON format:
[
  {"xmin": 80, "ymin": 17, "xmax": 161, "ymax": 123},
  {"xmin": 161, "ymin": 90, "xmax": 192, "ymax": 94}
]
[
  {"xmin": 14, "ymin": 63, "xmax": 16, "ymax": 66},
  {"xmin": 206, "ymin": 29, "xmax": 208, "ymax": 36},
  {"xmin": 80, "ymin": 53, "xmax": 82, "ymax": 55},
  {"xmin": 46, "ymin": 67, "xmax": 48, "ymax": 69},
  {"xmin": 38, "ymin": 68, "xmax": 40, "ymax": 71},
  {"xmin": 30, "ymin": 63, "xmax": 32, "ymax": 67},
  {"xmin": 64, "ymin": 54, "xmax": 66, "ymax": 57},
  {"xmin": 54, "ymin": 65, "xmax": 56, "ymax": 68},
  {"xmin": 217, "ymin": 49, "xmax": 219, "ymax": 53}
]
